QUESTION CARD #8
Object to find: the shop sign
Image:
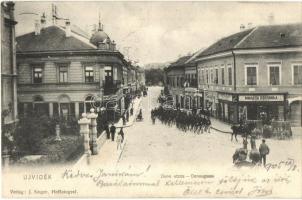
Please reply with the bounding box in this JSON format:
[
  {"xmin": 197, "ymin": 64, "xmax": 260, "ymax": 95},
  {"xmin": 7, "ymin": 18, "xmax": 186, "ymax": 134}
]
[
  {"xmin": 239, "ymin": 95, "xmax": 284, "ymax": 102},
  {"xmin": 185, "ymin": 87, "xmax": 198, "ymax": 93},
  {"xmin": 218, "ymin": 93, "xmax": 233, "ymax": 101}
]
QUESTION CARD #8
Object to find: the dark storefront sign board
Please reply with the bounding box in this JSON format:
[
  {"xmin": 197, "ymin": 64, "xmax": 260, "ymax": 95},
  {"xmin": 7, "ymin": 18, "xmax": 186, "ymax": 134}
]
[
  {"xmin": 217, "ymin": 93, "xmax": 286, "ymax": 102},
  {"xmin": 238, "ymin": 94, "xmax": 284, "ymax": 102}
]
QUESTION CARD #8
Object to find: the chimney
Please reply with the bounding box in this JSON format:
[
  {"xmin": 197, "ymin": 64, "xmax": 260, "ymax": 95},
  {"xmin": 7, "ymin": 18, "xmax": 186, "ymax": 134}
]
[
  {"xmin": 40, "ymin": 13, "xmax": 46, "ymax": 29},
  {"xmin": 111, "ymin": 40, "xmax": 116, "ymax": 51},
  {"xmin": 240, "ymin": 24, "xmax": 245, "ymax": 31},
  {"xmin": 65, "ymin": 19, "xmax": 71, "ymax": 37},
  {"xmin": 34, "ymin": 20, "xmax": 41, "ymax": 35}
]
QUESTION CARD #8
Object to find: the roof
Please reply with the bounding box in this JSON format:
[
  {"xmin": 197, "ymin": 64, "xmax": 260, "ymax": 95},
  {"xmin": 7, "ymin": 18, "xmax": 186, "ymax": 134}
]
[
  {"xmin": 16, "ymin": 25, "xmax": 96, "ymax": 52},
  {"xmin": 236, "ymin": 23, "xmax": 302, "ymax": 49},
  {"xmin": 197, "ymin": 28, "xmax": 254, "ymax": 57},
  {"xmin": 195, "ymin": 23, "xmax": 302, "ymax": 59},
  {"xmin": 168, "ymin": 55, "xmax": 194, "ymax": 69},
  {"xmin": 90, "ymin": 30, "xmax": 110, "ymax": 46},
  {"xmin": 70, "ymin": 24, "xmax": 90, "ymax": 39}
]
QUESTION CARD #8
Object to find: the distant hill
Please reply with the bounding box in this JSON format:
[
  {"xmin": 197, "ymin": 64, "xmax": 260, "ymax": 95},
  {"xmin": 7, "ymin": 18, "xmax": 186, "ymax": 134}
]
[{"xmin": 143, "ymin": 62, "xmax": 171, "ymax": 70}]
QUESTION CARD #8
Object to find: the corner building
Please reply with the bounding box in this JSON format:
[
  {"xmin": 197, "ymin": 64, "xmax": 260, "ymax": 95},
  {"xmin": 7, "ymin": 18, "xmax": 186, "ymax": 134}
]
[
  {"xmin": 16, "ymin": 18, "xmax": 129, "ymax": 119},
  {"xmin": 194, "ymin": 23, "xmax": 302, "ymax": 126}
]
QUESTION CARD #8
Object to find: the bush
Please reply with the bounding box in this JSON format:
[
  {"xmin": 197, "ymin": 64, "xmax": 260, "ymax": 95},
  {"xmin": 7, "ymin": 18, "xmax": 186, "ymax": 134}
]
[{"xmin": 14, "ymin": 113, "xmax": 54, "ymax": 155}]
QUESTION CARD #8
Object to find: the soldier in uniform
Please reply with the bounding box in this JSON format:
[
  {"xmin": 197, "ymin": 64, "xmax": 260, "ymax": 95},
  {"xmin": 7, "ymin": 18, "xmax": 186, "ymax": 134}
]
[{"xmin": 110, "ymin": 123, "xmax": 116, "ymax": 141}]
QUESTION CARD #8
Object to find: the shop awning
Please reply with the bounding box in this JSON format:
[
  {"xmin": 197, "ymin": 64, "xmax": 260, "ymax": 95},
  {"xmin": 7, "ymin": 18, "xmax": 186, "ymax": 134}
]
[{"xmin": 288, "ymin": 96, "xmax": 302, "ymax": 104}]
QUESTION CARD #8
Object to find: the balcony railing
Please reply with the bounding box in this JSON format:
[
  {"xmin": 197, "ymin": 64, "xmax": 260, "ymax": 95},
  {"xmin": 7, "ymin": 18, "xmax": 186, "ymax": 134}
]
[{"xmin": 103, "ymin": 80, "xmax": 122, "ymax": 95}]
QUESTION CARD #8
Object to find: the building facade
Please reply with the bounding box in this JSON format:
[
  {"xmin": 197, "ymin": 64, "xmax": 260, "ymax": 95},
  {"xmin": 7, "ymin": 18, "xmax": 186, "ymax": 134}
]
[
  {"xmin": 194, "ymin": 23, "xmax": 302, "ymax": 126},
  {"xmin": 16, "ymin": 17, "xmax": 132, "ymax": 119},
  {"xmin": 165, "ymin": 55, "xmax": 198, "ymax": 109},
  {"xmin": 1, "ymin": 2, "xmax": 18, "ymax": 127}
]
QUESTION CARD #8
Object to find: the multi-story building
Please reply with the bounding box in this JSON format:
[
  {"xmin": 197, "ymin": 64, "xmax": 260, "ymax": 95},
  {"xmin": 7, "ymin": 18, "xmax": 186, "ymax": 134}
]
[
  {"xmin": 183, "ymin": 57, "xmax": 198, "ymax": 110},
  {"xmin": 16, "ymin": 16, "xmax": 130, "ymax": 119},
  {"xmin": 165, "ymin": 55, "xmax": 196, "ymax": 109},
  {"xmin": 136, "ymin": 66, "xmax": 146, "ymax": 88},
  {"xmin": 194, "ymin": 23, "xmax": 302, "ymax": 126},
  {"xmin": 1, "ymin": 2, "xmax": 18, "ymax": 127}
]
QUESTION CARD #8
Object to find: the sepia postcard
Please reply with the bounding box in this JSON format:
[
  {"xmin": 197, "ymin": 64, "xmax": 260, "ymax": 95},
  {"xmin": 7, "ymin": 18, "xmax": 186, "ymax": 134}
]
[{"xmin": 1, "ymin": 1, "xmax": 302, "ymax": 198}]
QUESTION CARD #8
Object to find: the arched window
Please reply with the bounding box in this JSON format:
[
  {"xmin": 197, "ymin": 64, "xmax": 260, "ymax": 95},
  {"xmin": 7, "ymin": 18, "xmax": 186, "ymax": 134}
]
[{"xmin": 85, "ymin": 95, "xmax": 95, "ymax": 112}]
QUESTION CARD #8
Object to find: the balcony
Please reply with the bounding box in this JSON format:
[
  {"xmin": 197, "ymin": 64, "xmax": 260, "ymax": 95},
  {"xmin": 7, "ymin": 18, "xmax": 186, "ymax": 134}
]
[{"xmin": 103, "ymin": 80, "xmax": 122, "ymax": 95}]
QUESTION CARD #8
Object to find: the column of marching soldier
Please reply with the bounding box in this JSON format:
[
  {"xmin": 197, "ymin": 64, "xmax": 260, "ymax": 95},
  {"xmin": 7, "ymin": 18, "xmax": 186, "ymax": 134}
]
[{"xmin": 150, "ymin": 106, "xmax": 212, "ymax": 134}]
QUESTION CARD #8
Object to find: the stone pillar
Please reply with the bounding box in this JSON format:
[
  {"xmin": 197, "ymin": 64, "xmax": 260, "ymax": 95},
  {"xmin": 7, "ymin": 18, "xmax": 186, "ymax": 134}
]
[
  {"xmin": 99, "ymin": 67, "xmax": 104, "ymax": 87},
  {"xmin": 49, "ymin": 102, "xmax": 53, "ymax": 117},
  {"xmin": 78, "ymin": 113, "xmax": 91, "ymax": 164},
  {"xmin": 87, "ymin": 108, "xmax": 98, "ymax": 155},
  {"xmin": 55, "ymin": 124, "xmax": 62, "ymax": 141},
  {"xmin": 75, "ymin": 102, "xmax": 79, "ymax": 118}
]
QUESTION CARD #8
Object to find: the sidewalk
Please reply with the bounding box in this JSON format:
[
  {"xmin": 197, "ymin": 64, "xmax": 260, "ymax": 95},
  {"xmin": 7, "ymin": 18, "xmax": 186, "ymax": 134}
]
[{"xmin": 73, "ymin": 97, "xmax": 142, "ymax": 167}]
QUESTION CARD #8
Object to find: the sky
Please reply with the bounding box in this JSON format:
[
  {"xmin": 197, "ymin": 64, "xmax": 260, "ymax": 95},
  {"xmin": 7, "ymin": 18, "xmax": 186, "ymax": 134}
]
[{"xmin": 14, "ymin": 1, "xmax": 302, "ymax": 66}]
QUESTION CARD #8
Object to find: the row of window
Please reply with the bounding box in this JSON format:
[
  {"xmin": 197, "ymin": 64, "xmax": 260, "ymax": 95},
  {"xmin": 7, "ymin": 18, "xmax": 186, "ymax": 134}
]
[
  {"xmin": 198, "ymin": 63, "xmax": 302, "ymax": 86},
  {"xmin": 31, "ymin": 64, "xmax": 115, "ymax": 84},
  {"xmin": 199, "ymin": 65, "xmax": 232, "ymax": 86},
  {"xmin": 167, "ymin": 74, "xmax": 197, "ymax": 88},
  {"xmin": 245, "ymin": 63, "xmax": 302, "ymax": 86},
  {"xmin": 167, "ymin": 76, "xmax": 184, "ymax": 87}
]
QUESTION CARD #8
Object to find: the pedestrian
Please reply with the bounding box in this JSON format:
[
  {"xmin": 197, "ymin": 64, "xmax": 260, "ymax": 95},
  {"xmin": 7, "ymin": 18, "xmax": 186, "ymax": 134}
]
[
  {"xmin": 116, "ymin": 131, "xmax": 122, "ymax": 150},
  {"xmin": 259, "ymin": 139, "xmax": 270, "ymax": 166},
  {"xmin": 110, "ymin": 123, "xmax": 116, "ymax": 141},
  {"xmin": 126, "ymin": 110, "xmax": 129, "ymax": 122},
  {"xmin": 206, "ymin": 117, "xmax": 211, "ymax": 133},
  {"xmin": 119, "ymin": 127, "xmax": 125, "ymax": 143},
  {"xmin": 122, "ymin": 114, "xmax": 126, "ymax": 125},
  {"xmin": 243, "ymin": 138, "xmax": 248, "ymax": 150},
  {"xmin": 151, "ymin": 115, "xmax": 156, "ymax": 125},
  {"xmin": 104, "ymin": 121, "xmax": 110, "ymax": 139},
  {"xmin": 250, "ymin": 135, "xmax": 256, "ymax": 150}
]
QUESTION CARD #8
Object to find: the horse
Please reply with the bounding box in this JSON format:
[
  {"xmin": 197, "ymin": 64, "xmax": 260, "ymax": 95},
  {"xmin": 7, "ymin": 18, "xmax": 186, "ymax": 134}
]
[
  {"xmin": 231, "ymin": 124, "xmax": 242, "ymax": 141},
  {"xmin": 231, "ymin": 123, "xmax": 255, "ymax": 141}
]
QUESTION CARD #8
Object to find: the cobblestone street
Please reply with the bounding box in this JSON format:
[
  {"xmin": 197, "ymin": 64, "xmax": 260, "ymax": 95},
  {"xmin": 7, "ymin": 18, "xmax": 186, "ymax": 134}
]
[{"xmin": 116, "ymin": 87, "xmax": 302, "ymax": 170}]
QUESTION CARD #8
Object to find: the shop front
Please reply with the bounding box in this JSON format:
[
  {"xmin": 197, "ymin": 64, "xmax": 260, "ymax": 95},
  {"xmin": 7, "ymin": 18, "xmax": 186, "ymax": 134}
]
[
  {"xmin": 217, "ymin": 92, "xmax": 238, "ymax": 123},
  {"xmin": 195, "ymin": 92, "xmax": 203, "ymax": 109},
  {"xmin": 184, "ymin": 88, "xmax": 198, "ymax": 110},
  {"xmin": 238, "ymin": 93, "xmax": 287, "ymax": 122},
  {"xmin": 204, "ymin": 90, "xmax": 218, "ymax": 117}
]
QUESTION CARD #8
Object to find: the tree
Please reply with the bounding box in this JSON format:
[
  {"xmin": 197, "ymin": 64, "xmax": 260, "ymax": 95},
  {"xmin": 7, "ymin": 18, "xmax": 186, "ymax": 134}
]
[{"xmin": 145, "ymin": 68, "xmax": 165, "ymax": 86}]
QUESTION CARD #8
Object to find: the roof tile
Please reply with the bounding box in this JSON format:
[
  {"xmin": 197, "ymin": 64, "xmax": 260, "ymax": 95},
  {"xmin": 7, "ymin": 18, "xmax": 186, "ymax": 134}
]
[{"xmin": 16, "ymin": 26, "xmax": 95, "ymax": 52}]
